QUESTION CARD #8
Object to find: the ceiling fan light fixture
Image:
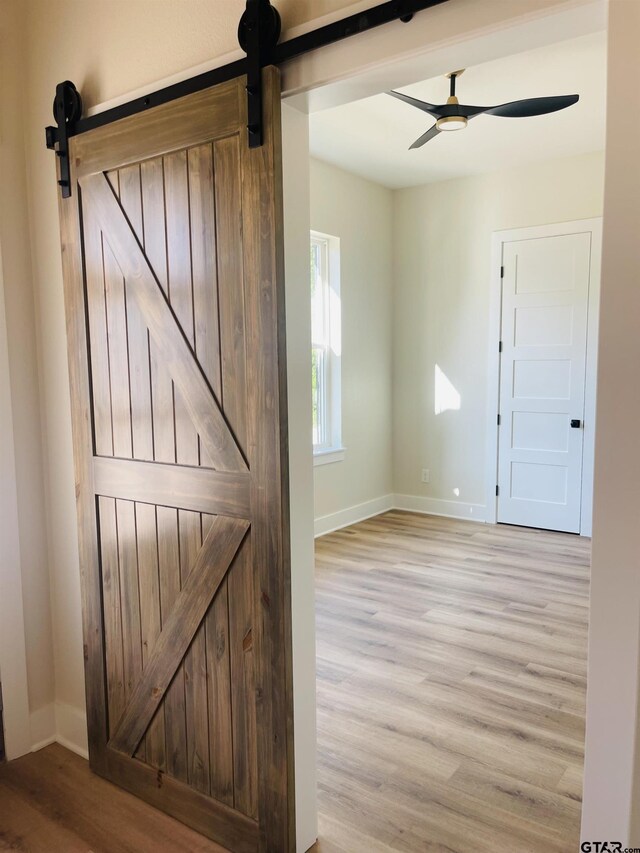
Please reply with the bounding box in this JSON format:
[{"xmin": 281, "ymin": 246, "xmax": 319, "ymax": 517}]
[
  {"xmin": 435, "ymin": 114, "xmax": 468, "ymax": 131},
  {"xmin": 389, "ymin": 69, "xmax": 578, "ymax": 150}
]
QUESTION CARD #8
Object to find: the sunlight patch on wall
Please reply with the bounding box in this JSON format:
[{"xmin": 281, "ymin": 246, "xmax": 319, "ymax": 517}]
[{"xmin": 435, "ymin": 364, "xmax": 461, "ymax": 415}]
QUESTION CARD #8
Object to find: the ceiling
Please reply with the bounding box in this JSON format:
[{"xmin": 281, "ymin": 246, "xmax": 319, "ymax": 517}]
[{"xmin": 308, "ymin": 32, "xmax": 607, "ymax": 189}]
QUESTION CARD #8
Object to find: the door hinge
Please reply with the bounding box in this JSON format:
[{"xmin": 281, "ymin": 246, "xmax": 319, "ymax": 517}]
[
  {"xmin": 500, "ymin": 265, "xmax": 504, "ymax": 278},
  {"xmin": 498, "ymin": 340, "xmax": 503, "ymax": 353},
  {"xmin": 495, "ymin": 485, "xmax": 499, "ymax": 496},
  {"xmin": 497, "ymin": 413, "xmax": 501, "ymax": 426}
]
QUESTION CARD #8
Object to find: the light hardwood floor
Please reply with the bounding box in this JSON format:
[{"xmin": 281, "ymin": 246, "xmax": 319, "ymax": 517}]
[
  {"xmin": 312, "ymin": 511, "xmax": 590, "ymax": 853},
  {"xmin": 0, "ymin": 511, "xmax": 589, "ymax": 852}
]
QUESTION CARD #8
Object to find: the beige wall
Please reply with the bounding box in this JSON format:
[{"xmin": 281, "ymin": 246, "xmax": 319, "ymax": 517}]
[
  {"xmin": 310, "ymin": 158, "xmax": 394, "ymax": 524},
  {"xmin": 309, "ymin": 152, "xmax": 604, "ymax": 525},
  {"xmin": 582, "ymin": 0, "xmax": 640, "ymax": 844},
  {"xmin": 393, "ymin": 151, "xmax": 605, "ymax": 510},
  {"xmin": 0, "ymin": 0, "xmax": 55, "ymax": 722}
]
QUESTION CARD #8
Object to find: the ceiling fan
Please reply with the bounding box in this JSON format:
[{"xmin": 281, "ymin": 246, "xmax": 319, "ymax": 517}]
[{"xmin": 388, "ymin": 70, "xmax": 579, "ymax": 149}]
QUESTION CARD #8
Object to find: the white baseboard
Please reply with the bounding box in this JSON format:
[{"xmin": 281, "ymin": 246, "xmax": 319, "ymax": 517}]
[
  {"xmin": 55, "ymin": 702, "xmax": 89, "ymax": 759},
  {"xmin": 314, "ymin": 494, "xmax": 394, "ymax": 537},
  {"xmin": 314, "ymin": 493, "xmax": 487, "ymax": 537},
  {"xmin": 30, "ymin": 702, "xmax": 56, "ymax": 752},
  {"xmin": 393, "ymin": 494, "xmax": 487, "ymax": 523},
  {"xmin": 30, "ymin": 700, "xmax": 89, "ymax": 759}
]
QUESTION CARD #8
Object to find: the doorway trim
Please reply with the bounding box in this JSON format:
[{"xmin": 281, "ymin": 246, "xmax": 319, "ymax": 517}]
[{"xmin": 485, "ymin": 217, "xmax": 603, "ymax": 535}]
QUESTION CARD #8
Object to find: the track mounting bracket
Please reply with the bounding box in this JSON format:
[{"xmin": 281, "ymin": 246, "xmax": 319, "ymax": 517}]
[
  {"xmin": 238, "ymin": 0, "xmax": 281, "ymax": 148},
  {"xmin": 45, "ymin": 81, "xmax": 82, "ymax": 198}
]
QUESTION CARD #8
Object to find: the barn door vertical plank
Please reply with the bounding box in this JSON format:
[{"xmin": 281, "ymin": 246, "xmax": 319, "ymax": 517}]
[
  {"xmin": 179, "ymin": 510, "xmax": 211, "ymax": 793},
  {"xmin": 203, "ymin": 511, "xmax": 234, "ymax": 806},
  {"xmin": 164, "ymin": 151, "xmax": 199, "ymax": 468},
  {"xmin": 119, "ymin": 164, "xmax": 154, "ymax": 462},
  {"xmin": 214, "ymin": 136, "xmax": 247, "ymax": 454},
  {"xmin": 58, "ymin": 158, "xmax": 109, "ymax": 772},
  {"xmin": 165, "ymin": 147, "xmax": 210, "ymax": 792},
  {"xmin": 188, "ymin": 143, "xmax": 221, "ymax": 470},
  {"xmin": 228, "ymin": 538, "xmax": 258, "ymax": 818},
  {"xmin": 213, "ymin": 130, "xmax": 257, "ymax": 817},
  {"xmin": 141, "ymin": 157, "xmax": 175, "ymax": 465},
  {"xmin": 104, "ymin": 168, "xmax": 133, "ymax": 459},
  {"xmin": 98, "ymin": 496, "xmax": 125, "ymax": 736},
  {"xmin": 138, "ymin": 158, "xmax": 179, "ymax": 771},
  {"xmin": 103, "ymin": 240, "xmax": 133, "ymax": 459},
  {"xmin": 115, "ymin": 499, "xmax": 144, "ymax": 760},
  {"xmin": 83, "ymin": 209, "xmax": 114, "ymax": 457},
  {"xmin": 239, "ymin": 68, "xmax": 295, "ymax": 850},
  {"xmin": 157, "ymin": 504, "xmax": 188, "ymax": 782},
  {"xmin": 135, "ymin": 501, "xmax": 165, "ymax": 768}
]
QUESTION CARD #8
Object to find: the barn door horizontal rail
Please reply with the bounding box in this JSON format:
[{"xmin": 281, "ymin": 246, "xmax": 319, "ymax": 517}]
[{"xmin": 45, "ymin": 0, "xmax": 448, "ymax": 196}]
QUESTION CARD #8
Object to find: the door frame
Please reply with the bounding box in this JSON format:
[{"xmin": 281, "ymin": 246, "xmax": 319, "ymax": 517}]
[{"xmin": 485, "ymin": 217, "xmax": 603, "ymax": 535}]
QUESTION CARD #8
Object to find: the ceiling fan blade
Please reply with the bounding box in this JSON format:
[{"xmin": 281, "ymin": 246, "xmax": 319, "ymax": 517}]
[
  {"xmin": 388, "ymin": 90, "xmax": 442, "ymax": 117},
  {"xmin": 456, "ymin": 104, "xmax": 491, "ymax": 117},
  {"xmin": 409, "ymin": 124, "xmax": 441, "ymax": 149},
  {"xmin": 483, "ymin": 94, "xmax": 579, "ymax": 118}
]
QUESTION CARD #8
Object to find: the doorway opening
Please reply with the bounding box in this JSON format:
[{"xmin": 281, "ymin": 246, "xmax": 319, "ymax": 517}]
[{"xmin": 298, "ymin": 22, "xmax": 606, "ymax": 852}]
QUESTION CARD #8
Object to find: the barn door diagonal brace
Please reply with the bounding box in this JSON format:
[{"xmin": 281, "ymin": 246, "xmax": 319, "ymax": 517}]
[
  {"xmin": 44, "ymin": 0, "xmax": 449, "ymax": 193},
  {"xmin": 45, "ymin": 81, "xmax": 82, "ymax": 198}
]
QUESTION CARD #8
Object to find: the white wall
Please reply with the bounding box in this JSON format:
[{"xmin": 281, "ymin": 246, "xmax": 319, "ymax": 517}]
[
  {"xmin": 309, "ymin": 151, "xmax": 604, "ymax": 527},
  {"xmin": 392, "ymin": 151, "xmax": 605, "ymax": 516},
  {"xmin": 0, "ymin": 0, "xmax": 55, "ymax": 749},
  {"xmin": 310, "ymin": 159, "xmax": 394, "ymax": 531}
]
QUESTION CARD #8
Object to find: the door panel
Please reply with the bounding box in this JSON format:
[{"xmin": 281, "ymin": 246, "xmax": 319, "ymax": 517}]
[
  {"xmin": 57, "ymin": 70, "xmax": 293, "ymax": 851},
  {"xmin": 497, "ymin": 231, "xmax": 591, "ymax": 533}
]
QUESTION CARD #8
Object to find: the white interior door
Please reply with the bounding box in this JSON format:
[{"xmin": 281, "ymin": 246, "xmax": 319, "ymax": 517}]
[{"xmin": 497, "ymin": 229, "xmax": 593, "ymax": 533}]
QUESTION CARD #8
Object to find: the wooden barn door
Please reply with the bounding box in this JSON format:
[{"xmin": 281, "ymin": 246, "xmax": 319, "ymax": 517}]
[{"xmin": 57, "ymin": 69, "xmax": 293, "ymax": 852}]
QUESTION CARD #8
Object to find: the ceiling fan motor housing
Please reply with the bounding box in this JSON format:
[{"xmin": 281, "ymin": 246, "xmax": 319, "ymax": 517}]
[{"xmin": 435, "ymin": 95, "xmax": 468, "ymax": 130}]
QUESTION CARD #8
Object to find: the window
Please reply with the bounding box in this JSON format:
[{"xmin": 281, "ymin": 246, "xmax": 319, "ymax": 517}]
[{"xmin": 310, "ymin": 231, "xmax": 343, "ymax": 464}]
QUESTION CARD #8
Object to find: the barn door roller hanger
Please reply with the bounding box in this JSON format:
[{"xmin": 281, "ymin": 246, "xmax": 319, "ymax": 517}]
[{"xmin": 45, "ymin": 0, "xmax": 448, "ymax": 197}]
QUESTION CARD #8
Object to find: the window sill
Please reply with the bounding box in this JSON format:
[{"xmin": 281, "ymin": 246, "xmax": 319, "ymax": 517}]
[{"xmin": 313, "ymin": 447, "xmax": 346, "ymax": 467}]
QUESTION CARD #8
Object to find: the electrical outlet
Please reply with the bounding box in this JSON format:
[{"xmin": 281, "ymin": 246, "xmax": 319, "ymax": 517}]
[{"xmin": 421, "ymin": 468, "xmax": 430, "ymax": 483}]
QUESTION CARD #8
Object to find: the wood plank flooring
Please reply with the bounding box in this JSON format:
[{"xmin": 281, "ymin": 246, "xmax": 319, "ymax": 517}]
[
  {"xmin": 312, "ymin": 511, "xmax": 590, "ymax": 853},
  {"xmin": 0, "ymin": 511, "xmax": 589, "ymax": 852},
  {"xmin": 0, "ymin": 743, "xmax": 227, "ymax": 852}
]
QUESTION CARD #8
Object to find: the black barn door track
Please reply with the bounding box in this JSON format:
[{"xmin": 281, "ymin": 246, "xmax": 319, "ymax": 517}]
[{"xmin": 45, "ymin": 0, "xmax": 449, "ymax": 197}]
